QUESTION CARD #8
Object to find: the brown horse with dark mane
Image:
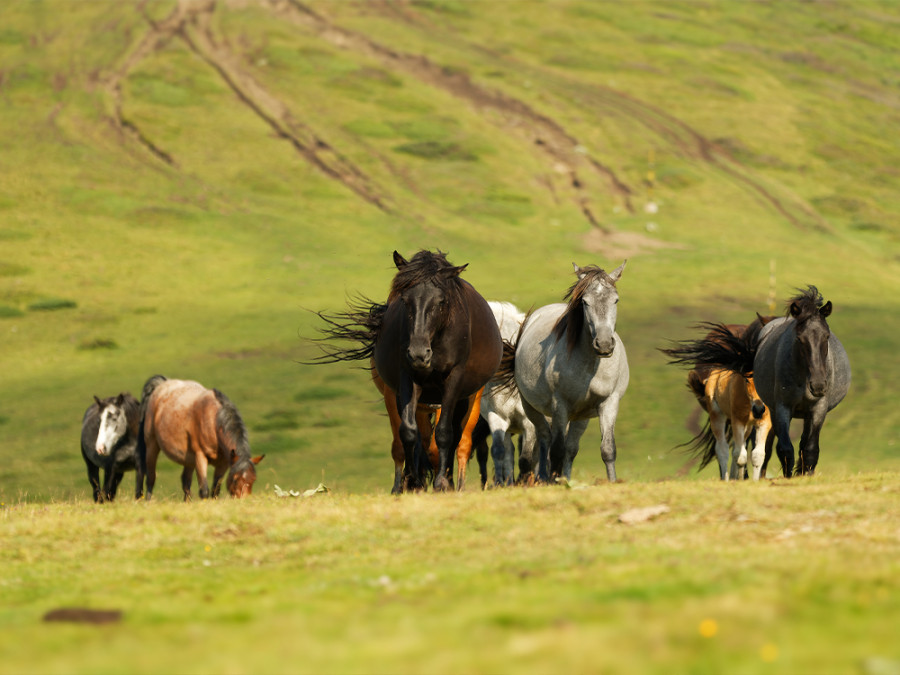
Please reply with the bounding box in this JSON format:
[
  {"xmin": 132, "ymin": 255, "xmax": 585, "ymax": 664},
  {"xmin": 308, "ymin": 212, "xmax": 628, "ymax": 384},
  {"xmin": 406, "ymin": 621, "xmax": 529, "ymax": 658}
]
[
  {"xmin": 136, "ymin": 375, "xmax": 264, "ymax": 500},
  {"xmin": 313, "ymin": 250, "xmax": 501, "ymax": 492}
]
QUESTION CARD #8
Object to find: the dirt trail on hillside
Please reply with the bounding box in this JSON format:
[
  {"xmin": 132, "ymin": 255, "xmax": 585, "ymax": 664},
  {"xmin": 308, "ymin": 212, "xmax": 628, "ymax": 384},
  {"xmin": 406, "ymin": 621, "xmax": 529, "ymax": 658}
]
[
  {"xmin": 104, "ymin": 0, "xmax": 390, "ymax": 211},
  {"xmin": 270, "ymin": 0, "xmax": 635, "ymax": 231},
  {"xmin": 357, "ymin": 0, "xmax": 828, "ymax": 232}
]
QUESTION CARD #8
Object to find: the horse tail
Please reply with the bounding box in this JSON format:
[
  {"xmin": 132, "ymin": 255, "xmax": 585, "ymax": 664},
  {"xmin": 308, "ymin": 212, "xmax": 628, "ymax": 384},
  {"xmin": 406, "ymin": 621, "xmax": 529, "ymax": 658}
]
[
  {"xmin": 213, "ymin": 389, "xmax": 251, "ymax": 462},
  {"xmin": 306, "ymin": 295, "xmax": 387, "ymax": 365},
  {"xmin": 492, "ymin": 308, "xmax": 533, "ymax": 394},
  {"xmin": 677, "ymin": 418, "xmax": 723, "ymax": 471},
  {"xmin": 660, "ymin": 322, "xmax": 754, "ymax": 377},
  {"xmin": 135, "ymin": 375, "xmax": 167, "ymax": 477}
]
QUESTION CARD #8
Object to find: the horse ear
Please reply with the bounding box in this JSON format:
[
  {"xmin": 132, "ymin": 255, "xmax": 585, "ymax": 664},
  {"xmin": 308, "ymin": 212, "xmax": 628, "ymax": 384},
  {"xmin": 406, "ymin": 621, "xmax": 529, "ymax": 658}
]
[
  {"xmin": 93, "ymin": 395, "xmax": 103, "ymax": 408},
  {"xmin": 252, "ymin": 454, "xmax": 265, "ymax": 465},
  {"xmin": 393, "ymin": 251, "xmax": 408, "ymax": 269},
  {"xmin": 115, "ymin": 392, "xmax": 125, "ymax": 406},
  {"xmin": 790, "ymin": 301, "xmax": 802, "ymax": 318},
  {"xmin": 572, "ymin": 263, "xmax": 584, "ymax": 278},
  {"xmin": 609, "ymin": 260, "xmax": 627, "ymax": 283},
  {"xmin": 820, "ymin": 300, "xmax": 832, "ymax": 318},
  {"xmin": 441, "ymin": 263, "xmax": 467, "ymax": 279}
]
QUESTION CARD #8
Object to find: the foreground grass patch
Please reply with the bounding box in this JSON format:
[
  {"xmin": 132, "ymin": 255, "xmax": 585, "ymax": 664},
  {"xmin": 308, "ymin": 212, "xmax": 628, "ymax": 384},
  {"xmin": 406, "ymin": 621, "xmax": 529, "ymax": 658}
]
[{"xmin": 1, "ymin": 473, "xmax": 898, "ymax": 674}]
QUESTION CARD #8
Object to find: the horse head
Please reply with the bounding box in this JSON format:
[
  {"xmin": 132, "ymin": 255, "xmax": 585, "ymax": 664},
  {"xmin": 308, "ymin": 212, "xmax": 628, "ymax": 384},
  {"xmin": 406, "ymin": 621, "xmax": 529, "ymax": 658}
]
[
  {"xmin": 789, "ymin": 287, "xmax": 832, "ymax": 399},
  {"xmin": 226, "ymin": 451, "xmax": 265, "ymax": 498},
  {"xmin": 392, "ymin": 250, "xmax": 467, "ymax": 373},
  {"xmin": 565, "ymin": 260, "xmax": 626, "ymax": 358},
  {"xmin": 95, "ymin": 393, "xmax": 128, "ymax": 456}
]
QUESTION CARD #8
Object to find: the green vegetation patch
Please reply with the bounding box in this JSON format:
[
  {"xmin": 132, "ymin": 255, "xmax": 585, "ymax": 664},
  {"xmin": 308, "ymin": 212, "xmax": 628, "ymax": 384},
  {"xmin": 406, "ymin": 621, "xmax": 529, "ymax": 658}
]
[
  {"xmin": 393, "ymin": 140, "xmax": 478, "ymax": 161},
  {"xmin": 27, "ymin": 298, "xmax": 77, "ymax": 312},
  {"xmin": 0, "ymin": 305, "xmax": 23, "ymax": 318},
  {"xmin": 0, "ymin": 262, "xmax": 30, "ymax": 277},
  {"xmin": 77, "ymin": 338, "xmax": 118, "ymax": 351}
]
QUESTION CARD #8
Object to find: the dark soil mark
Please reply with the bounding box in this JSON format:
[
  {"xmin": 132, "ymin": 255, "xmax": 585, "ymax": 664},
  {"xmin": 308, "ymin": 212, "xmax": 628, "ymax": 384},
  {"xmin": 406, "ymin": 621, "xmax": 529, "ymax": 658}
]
[{"xmin": 43, "ymin": 607, "xmax": 123, "ymax": 624}]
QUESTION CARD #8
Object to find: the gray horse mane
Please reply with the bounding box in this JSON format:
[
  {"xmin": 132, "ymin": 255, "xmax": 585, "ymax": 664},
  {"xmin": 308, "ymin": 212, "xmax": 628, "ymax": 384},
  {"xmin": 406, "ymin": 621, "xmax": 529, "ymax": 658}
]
[{"xmin": 552, "ymin": 265, "xmax": 615, "ymax": 354}]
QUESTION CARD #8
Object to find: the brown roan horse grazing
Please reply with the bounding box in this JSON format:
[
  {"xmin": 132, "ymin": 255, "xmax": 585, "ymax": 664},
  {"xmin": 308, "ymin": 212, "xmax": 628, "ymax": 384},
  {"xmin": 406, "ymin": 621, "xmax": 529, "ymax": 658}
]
[
  {"xmin": 314, "ymin": 250, "xmax": 501, "ymax": 492},
  {"xmin": 136, "ymin": 375, "xmax": 264, "ymax": 500}
]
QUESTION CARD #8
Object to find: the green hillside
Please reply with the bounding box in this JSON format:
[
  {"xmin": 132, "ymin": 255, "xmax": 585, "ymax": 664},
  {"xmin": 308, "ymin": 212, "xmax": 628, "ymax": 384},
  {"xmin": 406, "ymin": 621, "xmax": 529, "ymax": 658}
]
[{"xmin": 1, "ymin": 0, "xmax": 898, "ymax": 501}]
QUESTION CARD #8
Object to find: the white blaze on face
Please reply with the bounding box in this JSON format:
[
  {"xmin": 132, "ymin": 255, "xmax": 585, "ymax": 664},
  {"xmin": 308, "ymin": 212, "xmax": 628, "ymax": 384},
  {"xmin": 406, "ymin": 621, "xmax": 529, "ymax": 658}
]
[{"xmin": 95, "ymin": 406, "xmax": 126, "ymax": 456}]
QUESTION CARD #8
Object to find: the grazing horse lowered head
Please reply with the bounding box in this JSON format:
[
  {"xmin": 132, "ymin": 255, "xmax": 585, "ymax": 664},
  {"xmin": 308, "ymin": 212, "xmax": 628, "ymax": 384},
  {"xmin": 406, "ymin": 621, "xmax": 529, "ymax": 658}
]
[
  {"xmin": 80, "ymin": 392, "xmax": 141, "ymax": 502},
  {"xmin": 498, "ymin": 261, "xmax": 629, "ymax": 484}
]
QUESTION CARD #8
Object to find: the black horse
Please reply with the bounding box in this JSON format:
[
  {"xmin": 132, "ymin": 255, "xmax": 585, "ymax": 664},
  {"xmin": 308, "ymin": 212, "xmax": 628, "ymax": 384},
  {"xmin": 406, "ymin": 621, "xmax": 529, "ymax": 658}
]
[
  {"xmin": 80, "ymin": 392, "xmax": 141, "ymax": 502},
  {"xmin": 314, "ymin": 250, "xmax": 502, "ymax": 492},
  {"xmin": 663, "ymin": 287, "xmax": 851, "ymax": 477}
]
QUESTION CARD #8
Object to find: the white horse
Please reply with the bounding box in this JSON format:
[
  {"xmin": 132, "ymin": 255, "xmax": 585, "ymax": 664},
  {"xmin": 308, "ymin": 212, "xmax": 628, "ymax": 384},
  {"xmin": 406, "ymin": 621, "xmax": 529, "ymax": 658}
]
[
  {"xmin": 480, "ymin": 301, "xmax": 536, "ymax": 485},
  {"xmin": 506, "ymin": 262, "xmax": 629, "ymax": 483}
]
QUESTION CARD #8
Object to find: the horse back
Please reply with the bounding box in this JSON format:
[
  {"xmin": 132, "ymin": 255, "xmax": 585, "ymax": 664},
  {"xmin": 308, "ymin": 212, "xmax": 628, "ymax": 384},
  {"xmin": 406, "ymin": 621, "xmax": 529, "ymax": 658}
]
[{"xmin": 145, "ymin": 380, "xmax": 220, "ymax": 461}]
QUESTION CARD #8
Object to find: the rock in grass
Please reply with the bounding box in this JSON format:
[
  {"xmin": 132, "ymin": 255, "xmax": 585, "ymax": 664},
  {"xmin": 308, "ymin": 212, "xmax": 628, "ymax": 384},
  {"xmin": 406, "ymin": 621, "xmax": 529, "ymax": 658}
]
[{"xmin": 618, "ymin": 504, "xmax": 670, "ymax": 525}]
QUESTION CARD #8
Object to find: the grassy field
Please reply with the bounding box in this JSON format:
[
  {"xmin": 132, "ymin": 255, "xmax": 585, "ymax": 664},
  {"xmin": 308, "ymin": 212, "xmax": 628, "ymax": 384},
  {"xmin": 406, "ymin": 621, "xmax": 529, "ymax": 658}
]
[
  {"xmin": 0, "ymin": 1, "xmax": 899, "ymax": 672},
  {"xmin": 2, "ymin": 473, "xmax": 899, "ymax": 674}
]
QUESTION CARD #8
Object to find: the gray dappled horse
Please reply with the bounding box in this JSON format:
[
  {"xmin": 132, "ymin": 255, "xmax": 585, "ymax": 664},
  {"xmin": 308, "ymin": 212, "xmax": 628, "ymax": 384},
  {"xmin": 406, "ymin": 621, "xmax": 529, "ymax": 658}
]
[{"xmin": 500, "ymin": 262, "xmax": 629, "ymax": 483}]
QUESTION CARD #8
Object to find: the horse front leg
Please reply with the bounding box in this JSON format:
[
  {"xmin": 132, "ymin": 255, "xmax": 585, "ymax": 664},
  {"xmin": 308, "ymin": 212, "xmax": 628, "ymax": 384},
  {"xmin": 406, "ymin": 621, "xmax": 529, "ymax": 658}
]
[
  {"xmin": 709, "ymin": 409, "xmax": 730, "ymax": 481},
  {"xmin": 730, "ymin": 419, "xmax": 749, "ymax": 481},
  {"xmin": 798, "ymin": 404, "xmax": 827, "ymax": 475},
  {"xmin": 597, "ymin": 395, "xmax": 622, "ymax": 483},
  {"xmin": 397, "ymin": 378, "xmax": 425, "ymax": 492},
  {"xmin": 547, "ymin": 408, "xmax": 569, "ymax": 482},
  {"xmin": 750, "ymin": 415, "xmax": 772, "ymax": 480},
  {"xmin": 562, "ymin": 419, "xmax": 589, "ymax": 481},
  {"xmin": 195, "ymin": 452, "xmax": 211, "ymax": 499},
  {"xmin": 772, "ymin": 404, "xmax": 795, "ymax": 478},
  {"xmin": 84, "ymin": 453, "xmax": 102, "ymax": 503}
]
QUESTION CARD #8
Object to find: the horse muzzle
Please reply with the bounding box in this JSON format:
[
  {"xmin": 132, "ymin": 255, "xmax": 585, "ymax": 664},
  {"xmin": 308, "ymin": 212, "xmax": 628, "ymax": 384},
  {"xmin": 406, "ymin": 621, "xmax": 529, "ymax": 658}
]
[
  {"xmin": 592, "ymin": 339, "xmax": 615, "ymax": 358},
  {"xmin": 95, "ymin": 444, "xmax": 107, "ymax": 456},
  {"xmin": 406, "ymin": 345, "xmax": 433, "ymax": 371}
]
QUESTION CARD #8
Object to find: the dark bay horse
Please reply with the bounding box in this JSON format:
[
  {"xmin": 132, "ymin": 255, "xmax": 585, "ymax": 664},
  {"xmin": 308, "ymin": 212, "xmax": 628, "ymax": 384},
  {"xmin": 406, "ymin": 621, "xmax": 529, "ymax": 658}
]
[
  {"xmin": 136, "ymin": 375, "xmax": 264, "ymax": 500},
  {"xmin": 314, "ymin": 250, "xmax": 501, "ymax": 492},
  {"xmin": 80, "ymin": 392, "xmax": 141, "ymax": 502},
  {"xmin": 664, "ymin": 287, "xmax": 851, "ymax": 476}
]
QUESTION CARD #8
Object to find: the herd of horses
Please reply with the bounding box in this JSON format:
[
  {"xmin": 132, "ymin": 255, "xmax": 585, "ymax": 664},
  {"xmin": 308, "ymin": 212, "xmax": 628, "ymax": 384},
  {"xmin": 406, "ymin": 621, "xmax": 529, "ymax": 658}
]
[{"xmin": 79, "ymin": 248, "xmax": 851, "ymax": 502}]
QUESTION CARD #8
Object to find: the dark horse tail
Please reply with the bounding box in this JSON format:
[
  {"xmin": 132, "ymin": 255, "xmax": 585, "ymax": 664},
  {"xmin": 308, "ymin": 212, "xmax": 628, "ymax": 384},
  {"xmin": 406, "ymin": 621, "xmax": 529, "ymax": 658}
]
[
  {"xmin": 134, "ymin": 374, "xmax": 167, "ymax": 498},
  {"xmin": 659, "ymin": 323, "xmax": 756, "ymax": 377}
]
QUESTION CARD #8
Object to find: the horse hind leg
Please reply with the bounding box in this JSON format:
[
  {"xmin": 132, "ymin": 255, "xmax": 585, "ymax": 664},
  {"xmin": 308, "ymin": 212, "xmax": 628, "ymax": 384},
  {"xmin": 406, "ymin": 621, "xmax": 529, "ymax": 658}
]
[
  {"xmin": 454, "ymin": 389, "xmax": 484, "ymax": 492},
  {"xmin": 709, "ymin": 411, "xmax": 730, "ymax": 481},
  {"xmin": 729, "ymin": 420, "xmax": 749, "ymax": 480}
]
